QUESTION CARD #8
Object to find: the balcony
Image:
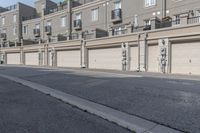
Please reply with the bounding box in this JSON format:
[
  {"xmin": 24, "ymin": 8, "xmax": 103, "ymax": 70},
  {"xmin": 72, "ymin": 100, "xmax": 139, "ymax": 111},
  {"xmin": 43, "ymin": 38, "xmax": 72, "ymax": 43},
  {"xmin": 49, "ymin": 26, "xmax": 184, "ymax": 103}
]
[
  {"xmin": 0, "ymin": 33, "xmax": 7, "ymax": 40},
  {"xmin": 45, "ymin": 26, "xmax": 52, "ymax": 35},
  {"xmin": 111, "ymin": 9, "xmax": 122, "ymax": 23},
  {"xmin": 74, "ymin": 19, "xmax": 82, "ymax": 30},
  {"xmin": 113, "ymin": 28, "xmax": 127, "ymax": 36},
  {"xmin": 33, "ymin": 29, "xmax": 40, "ymax": 37},
  {"xmin": 188, "ymin": 16, "xmax": 200, "ymax": 24}
]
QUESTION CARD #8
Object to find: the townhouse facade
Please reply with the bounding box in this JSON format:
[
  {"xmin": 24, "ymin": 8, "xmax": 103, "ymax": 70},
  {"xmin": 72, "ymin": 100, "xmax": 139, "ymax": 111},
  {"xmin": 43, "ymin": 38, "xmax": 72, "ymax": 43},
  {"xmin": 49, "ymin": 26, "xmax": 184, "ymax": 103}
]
[{"xmin": 1, "ymin": 0, "xmax": 200, "ymax": 75}]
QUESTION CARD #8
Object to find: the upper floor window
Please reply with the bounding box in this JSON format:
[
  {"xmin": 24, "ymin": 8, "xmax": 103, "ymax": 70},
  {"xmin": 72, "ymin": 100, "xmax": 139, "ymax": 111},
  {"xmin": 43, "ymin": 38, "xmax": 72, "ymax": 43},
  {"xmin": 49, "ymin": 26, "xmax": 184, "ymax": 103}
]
[
  {"xmin": 144, "ymin": 19, "xmax": 151, "ymax": 26},
  {"xmin": 114, "ymin": 1, "xmax": 121, "ymax": 10},
  {"xmin": 145, "ymin": 0, "xmax": 156, "ymax": 7},
  {"xmin": 76, "ymin": 13, "xmax": 82, "ymax": 20},
  {"xmin": 13, "ymin": 27, "xmax": 17, "ymax": 36},
  {"xmin": 91, "ymin": 8, "xmax": 99, "ymax": 22},
  {"xmin": 196, "ymin": 10, "xmax": 200, "ymax": 16},
  {"xmin": 61, "ymin": 17, "xmax": 66, "ymax": 27},
  {"xmin": 13, "ymin": 15, "xmax": 17, "ymax": 23},
  {"xmin": 35, "ymin": 24, "xmax": 40, "ymax": 29},
  {"xmin": 2, "ymin": 17, "xmax": 5, "ymax": 25},
  {"xmin": 23, "ymin": 25, "xmax": 28, "ymax": 35},
  {"xmin": 47, "ymin": 21, "xmax": 51, "ymax": 26}
]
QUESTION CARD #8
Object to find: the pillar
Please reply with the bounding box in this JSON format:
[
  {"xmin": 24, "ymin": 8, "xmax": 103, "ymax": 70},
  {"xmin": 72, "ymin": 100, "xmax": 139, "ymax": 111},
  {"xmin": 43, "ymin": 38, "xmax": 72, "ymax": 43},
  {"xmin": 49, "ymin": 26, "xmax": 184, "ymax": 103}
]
[{"xmin": 138, "ymin": 33, "xmax": 148, "ymax": 72}]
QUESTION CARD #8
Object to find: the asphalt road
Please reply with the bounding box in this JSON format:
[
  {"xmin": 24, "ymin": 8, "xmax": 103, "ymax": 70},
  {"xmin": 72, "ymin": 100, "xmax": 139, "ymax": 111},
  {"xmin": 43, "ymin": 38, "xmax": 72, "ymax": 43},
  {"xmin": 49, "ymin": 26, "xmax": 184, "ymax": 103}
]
[
  {"xmin": 0, "ymin": 76, "xmax": 132, "ymax": 133},
  {"xmin": 0, "ymin": 66, "xmax": 200, "ymax": 133}
]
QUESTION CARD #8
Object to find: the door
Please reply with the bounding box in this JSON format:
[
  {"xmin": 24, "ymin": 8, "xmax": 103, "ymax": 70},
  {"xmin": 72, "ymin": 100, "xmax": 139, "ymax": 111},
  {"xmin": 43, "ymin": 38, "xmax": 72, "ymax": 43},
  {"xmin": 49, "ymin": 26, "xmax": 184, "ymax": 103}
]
[
  {"xmin": 88, "ymin": 47, "xmax": 122, "ymax": 70},
  {"xmin": 7, "ymin": 53, "xmax": 20, "ymax": 65},
  {"xmin": 148, "ymin": 45, "xmax": 159, "ymax": 72},
  {"xmin": 171, "ymin": 42, "xmax": 200, "ymax": 75},
  {"xmin": 56, "ymin": 50, "xmax": 80, "ymax": 67}
]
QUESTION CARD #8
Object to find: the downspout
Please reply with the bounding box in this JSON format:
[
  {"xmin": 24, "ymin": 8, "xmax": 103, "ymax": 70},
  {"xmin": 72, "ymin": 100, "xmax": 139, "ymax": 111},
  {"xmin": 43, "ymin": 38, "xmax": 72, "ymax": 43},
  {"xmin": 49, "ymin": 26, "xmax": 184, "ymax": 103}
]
[
  {"xmin": 67, "ymin": 0, "xmax": 72, "ymax": 40},
  {"xmin": 162, "ymin": 0, "xmax": 166, "ymax": 18}
]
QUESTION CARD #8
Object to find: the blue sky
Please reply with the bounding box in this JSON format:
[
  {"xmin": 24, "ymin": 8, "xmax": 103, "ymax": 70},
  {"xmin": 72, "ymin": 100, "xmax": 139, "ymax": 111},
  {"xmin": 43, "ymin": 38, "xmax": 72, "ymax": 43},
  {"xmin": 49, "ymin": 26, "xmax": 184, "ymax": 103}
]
[{"xmin": 0, "ymin": 0, "xmax": 61, "ymax": 7}]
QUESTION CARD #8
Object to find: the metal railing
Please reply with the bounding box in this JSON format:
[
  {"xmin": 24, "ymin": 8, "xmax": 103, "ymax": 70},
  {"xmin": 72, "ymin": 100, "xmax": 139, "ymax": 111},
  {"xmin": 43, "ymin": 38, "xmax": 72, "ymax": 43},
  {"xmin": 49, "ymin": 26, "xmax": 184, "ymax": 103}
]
[
  {"xmin": 172, "ymin": 19, "xmax": 180, "ymax": 25},
  {"xmin": 111, "ymin": 9, "xmax": 122, "ymax": 20},
  {"xmin": 133, "ymin": 25, "xmax": 151, "ymax": 32},
  {"xmin": 71, "ymin": 33, "xmax": 79, "ymax": 40},
  {"xmin": 188, "ymin": 16, "xmax": 200, "ymax": 24},
  {"xmin": 113, "ymin": 29, "xmax": 127, "ymax": 36}
]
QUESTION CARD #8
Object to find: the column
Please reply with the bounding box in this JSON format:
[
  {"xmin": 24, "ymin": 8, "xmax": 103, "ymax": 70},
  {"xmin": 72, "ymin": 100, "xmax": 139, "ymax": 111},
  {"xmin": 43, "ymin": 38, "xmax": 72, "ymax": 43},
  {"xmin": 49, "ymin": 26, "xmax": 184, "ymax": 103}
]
[{"xmin": 138, "ymin": 33, "xmax": 148, "ymax": 72}]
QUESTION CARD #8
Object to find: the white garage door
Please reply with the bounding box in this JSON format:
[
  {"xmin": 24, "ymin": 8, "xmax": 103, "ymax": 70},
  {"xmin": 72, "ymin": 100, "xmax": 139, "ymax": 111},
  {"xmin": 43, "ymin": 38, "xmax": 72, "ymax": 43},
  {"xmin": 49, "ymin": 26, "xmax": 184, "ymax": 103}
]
[
  {"xmin": 171, "ymin": 42, "xmax": 200, "ymax": 75},
  {"xmin": 148, "ymin": 45, "xmax": 159, "ymax": 72},
  {"xmin": 25, "ymin": 52, "xmax": 39, "ymax": 66},
  {"xmin": 7, "ymin": 53, "xmax": 20, "ymax": 65},
  {"xmin": 130, "ymin": 46, "xmax": 138, "ymax": 71},
  {"xmin": 57, "ymin": 50, "xmax": 80, "ymax": 67},
  {"xmin": 88, "ymin": 47, "xmax": 121, "ymax": 70}
]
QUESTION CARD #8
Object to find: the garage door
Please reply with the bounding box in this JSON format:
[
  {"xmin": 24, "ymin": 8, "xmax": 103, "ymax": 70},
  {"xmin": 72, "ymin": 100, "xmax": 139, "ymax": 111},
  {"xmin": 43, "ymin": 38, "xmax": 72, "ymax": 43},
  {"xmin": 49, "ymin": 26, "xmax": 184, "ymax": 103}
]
[
  {"xmin": 130, "ymin": 46, "xmax": 138, "ymax": 71},
  {"xmin": 88, "ymin": 47, "xmax": 121, "ymax": 70},
  {"xmin": 7, "ymin": 53, "xmax": 20, "ymax": 65},
  {"xmin": 148, "ymin": 45, "xmax": 159, "ymax": 72},
  {"xmin": 25, "ymin": 52, "xmax": 39, "ymax": 66},
  {"xmin": 171, "ymin": 42, "xmax": 200, "ymax": 75},
  {"xmin": 57, "ymin": 50, "xmax": 80, "ymax": 67}
]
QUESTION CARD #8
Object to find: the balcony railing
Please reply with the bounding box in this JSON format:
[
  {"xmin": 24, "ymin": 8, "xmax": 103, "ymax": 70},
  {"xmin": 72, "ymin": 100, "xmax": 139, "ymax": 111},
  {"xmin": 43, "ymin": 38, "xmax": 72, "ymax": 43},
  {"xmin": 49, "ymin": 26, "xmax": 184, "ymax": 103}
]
[
  {"xmin": 74, "ymin": 19, "xmax": 82, "ymax": 30},
  {"xmin": 172, "ymin": 19, "xmax": 180, "ymax": 25},
  {"xmin": 33, "ymin": 29, "xmax": 40, "ymax": 37},
  {"xmin": 113, "ymin": 29, "xmax": 127, "ymax": 36},
  {"xmin": 0, "ymin": 33, "xmax": 7, "ymax": 40},
  {"xmin": 133, "ymin": 25, "xmax": 151, "ymax": 32},
  {"xmin": 188, "ymin": 16, "xmax": 200, "ymax": 24},
  {"xmin": 111, "ymin": 8, "xmax": 122, "ymax": 22},
  {"xmin": 45, "ymin": 26, "xmax": 52, "ymax": 35},
  {"xmin": 71, "ymin": 33, "xmax": 79, "ymax": 40}
]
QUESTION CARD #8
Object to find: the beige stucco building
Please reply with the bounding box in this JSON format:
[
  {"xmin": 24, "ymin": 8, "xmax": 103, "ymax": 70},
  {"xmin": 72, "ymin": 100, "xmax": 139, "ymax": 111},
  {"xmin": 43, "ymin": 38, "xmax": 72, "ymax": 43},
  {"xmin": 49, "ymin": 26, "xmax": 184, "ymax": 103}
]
[{"xmin": 1, "ymin": 0, "xmax": 200, "ymax": 75}]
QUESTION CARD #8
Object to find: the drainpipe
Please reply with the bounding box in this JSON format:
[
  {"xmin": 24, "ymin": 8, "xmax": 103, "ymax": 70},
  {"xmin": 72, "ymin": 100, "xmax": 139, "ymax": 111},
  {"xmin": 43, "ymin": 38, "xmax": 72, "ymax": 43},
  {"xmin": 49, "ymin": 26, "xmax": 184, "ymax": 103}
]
[
  {"xmin": 162, "ymin": 0, "xmax": 166, "ymax": 18},
  {"xmin": 67, "ymin": 0, "xmax": 72, "ymax": 40}
]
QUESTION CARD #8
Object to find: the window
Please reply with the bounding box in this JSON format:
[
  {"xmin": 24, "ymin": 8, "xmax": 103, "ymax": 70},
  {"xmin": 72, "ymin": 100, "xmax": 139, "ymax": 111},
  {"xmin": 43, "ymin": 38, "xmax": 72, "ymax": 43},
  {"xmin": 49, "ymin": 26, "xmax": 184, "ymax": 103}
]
[
  {"xmin": 114, "ymin": 1, "xmax": 121, "ymax": 10},
  {"xmin": 173, "ymin": 15, "xmax": 180, "ymax": 25},
  {"xmin": 76, "ymin": 13, "xmax": 81, "ymax": 20},
  {"xmin": 145, "ymin": 0, "xmax": 156, "ymax": 7},
  {"xmin": 196, "ymin": 10, "xmax": 200, "ymax": 16},
  {"xmin": 61, "ymin": 17, "xmax": 66, "ymax": 27},
  {"xmin": 2, "ymin": 17, "xmax": 5, "ymax": 25},
  {"xmin": 35, "ymin": 24, "xmax": 40, "ymax": 29},
  {"xmin": 91, "ymin": 8, "xmax": 99, "ymax": 22},
  {"xmin": 13, "ymin": 14, "xmax": 17, "ymax": 23},
  {"xmin": 47, "ymin": 21, "xmax": 51, "ymax": 26},
  {"xmin": 23, "ymin": 25, "xmax": 28, "ymax": 35},
  {"xmin": 13, "ymin": 27, "xmax": 17, "ymax": 36},
  {"xmin": 144, "ymin": 19, "xmax": 151, "ymax": 26}
]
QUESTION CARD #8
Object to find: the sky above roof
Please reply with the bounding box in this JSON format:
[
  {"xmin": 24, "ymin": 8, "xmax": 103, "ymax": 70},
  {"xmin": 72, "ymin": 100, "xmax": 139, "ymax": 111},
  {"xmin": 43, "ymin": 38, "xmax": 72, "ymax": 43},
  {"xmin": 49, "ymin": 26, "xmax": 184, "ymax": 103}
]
[{"xmin": 0, "ymin": 0, "xmax": 62, "ymax": 7}]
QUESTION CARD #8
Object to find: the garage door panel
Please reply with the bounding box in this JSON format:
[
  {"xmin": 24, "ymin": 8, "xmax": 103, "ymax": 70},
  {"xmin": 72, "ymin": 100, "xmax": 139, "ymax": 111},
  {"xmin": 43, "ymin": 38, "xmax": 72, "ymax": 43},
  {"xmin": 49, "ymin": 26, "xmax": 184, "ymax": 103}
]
[
  {"xmin": 172, "ymin": 43, "xmax": 200, "ymax": 75},
  {"xmin": 25, "ymin": 52, "xmax": 39, "ymax": 66},
  {"xmin": 130, "ymin": 46, "xmax": 138, "ymax": 71},
  {"xmin": 57, "ymin": 50, "xmax": 80, "ymax": 67},
  {"xmin": 7, "ymin": 53, "xmax": 20, "ymax": 65},
  {"xmin": 89, "ymin": 47, "xmax": 121, "ymax": 70},
  {"xmin": 148, "ymin": 45, "xmax": 159, "ymax": 72}
]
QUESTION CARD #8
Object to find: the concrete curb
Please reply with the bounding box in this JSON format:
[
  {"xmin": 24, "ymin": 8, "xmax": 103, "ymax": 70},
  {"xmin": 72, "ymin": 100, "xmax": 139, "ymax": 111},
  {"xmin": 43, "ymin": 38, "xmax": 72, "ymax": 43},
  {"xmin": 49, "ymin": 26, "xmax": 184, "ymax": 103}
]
[{"xmin": 0, "ymin": 73, "xmax": 183, "ymax": 133}]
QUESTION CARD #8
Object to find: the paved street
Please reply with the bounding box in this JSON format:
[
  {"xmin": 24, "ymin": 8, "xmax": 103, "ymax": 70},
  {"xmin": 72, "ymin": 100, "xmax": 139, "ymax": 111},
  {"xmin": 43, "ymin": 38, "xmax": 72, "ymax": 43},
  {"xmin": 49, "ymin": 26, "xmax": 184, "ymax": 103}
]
[
  {"xmin": 0, "ymin": 76, "xmax": 132, "ymax": 133},
  {"xmin": 0, "ymin": 66, "xmax": 200, "ymax": 133}
]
